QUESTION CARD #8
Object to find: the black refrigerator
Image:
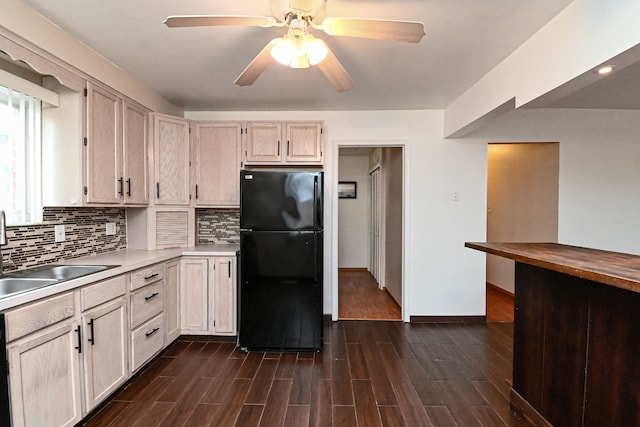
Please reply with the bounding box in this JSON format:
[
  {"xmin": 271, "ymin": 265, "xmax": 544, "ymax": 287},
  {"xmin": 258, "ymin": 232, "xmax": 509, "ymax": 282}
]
[{"xmin": 239, "ymin": 170, "xmax": 323, "ymax": 352}]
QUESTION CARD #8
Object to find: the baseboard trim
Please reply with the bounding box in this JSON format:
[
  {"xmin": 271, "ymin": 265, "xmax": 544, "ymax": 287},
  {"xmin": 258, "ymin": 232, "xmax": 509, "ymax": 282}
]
[
  {"xmin": 338, "ymin": 267, "xmax": 369, "ymax": 272},
  {"xmin": 410, "ymin": 315, "xmax": 486, "ymax": 324},
  {"xmin": 487, "ymin": 281, "xmax": 515, "ymax": 298}
]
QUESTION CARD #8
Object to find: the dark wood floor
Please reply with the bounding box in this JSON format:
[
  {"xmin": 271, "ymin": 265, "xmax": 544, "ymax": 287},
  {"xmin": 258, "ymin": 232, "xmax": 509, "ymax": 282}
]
[{"xmin": 82, "ymin": 320, "xmax": 527, "ymax": 427}]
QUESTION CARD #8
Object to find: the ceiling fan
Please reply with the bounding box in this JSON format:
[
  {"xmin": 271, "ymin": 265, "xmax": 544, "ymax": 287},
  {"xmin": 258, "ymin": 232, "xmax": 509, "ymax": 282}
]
[{"xmin": 163, "ymin": 0, "xmax": 425, "ymax": 92}]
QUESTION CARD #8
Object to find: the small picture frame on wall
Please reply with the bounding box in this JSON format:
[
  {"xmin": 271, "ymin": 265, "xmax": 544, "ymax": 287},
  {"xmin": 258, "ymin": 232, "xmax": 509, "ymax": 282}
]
[{"xmin": 338, "ymin": 181, "xmax": 357, "ymax": 199}]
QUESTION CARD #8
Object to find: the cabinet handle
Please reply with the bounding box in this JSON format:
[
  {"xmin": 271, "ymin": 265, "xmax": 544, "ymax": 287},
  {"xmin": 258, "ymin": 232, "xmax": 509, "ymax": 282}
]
[
  {"xmin": 277, "ymin": 140, "xmax": 280, "ymax": 156},
  {"xmin": 118, "ymin": 177, "xmax": 124, "ymax": 196},
  {"xmin": 195, "ymin": 184, "xmax": 199, "ymax": 199},
  {"xmin": 145, "ymin": 292, "xmax": 159, "ymax": 301},
  {"xmin": 88, "ymin": 319, "xmax": 95, "ymax": 346},
  {"xmin": 144, "ymin": 273, "xmax": 159, "ymax": 281},
  {"xmin": 75, "ymin": 325, "xmax": 82, "ymax": 354},
  {"xmin": 145, "ymin": 327, "xmax": 160, "ymax": 338},
  {"xmin": 228, "ymin": 260, "xmax": 231, "ymax": 278},
  {"xmin": 287, "ymin": 140, "xmax": 290, "ymax": 156},
  {"xmin": 126, "ymin": 178, "xmax": 132, "ymax": 197},
  {"xmin": 156, "ymin": 182, "xmax": 160, "ymax": 199}
]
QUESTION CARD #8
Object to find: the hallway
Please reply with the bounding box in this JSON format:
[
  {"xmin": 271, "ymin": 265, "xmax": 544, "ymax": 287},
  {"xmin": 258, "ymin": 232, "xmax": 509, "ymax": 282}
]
[{"xmin": 338, "ymin": 269, "xmax": 401, "ymax": 320}]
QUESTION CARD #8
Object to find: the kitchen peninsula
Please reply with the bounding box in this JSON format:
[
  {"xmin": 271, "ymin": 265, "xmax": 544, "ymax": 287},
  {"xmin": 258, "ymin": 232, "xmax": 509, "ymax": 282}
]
[{"xmin": 466, "ymin": 242, "xmax": 640, "ymax": 427}]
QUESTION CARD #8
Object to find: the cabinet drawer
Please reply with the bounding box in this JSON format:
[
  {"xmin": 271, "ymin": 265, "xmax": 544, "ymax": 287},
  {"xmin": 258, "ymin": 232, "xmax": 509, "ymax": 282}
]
[
  {"xmin": 81, "ymin": 275, "xmax": 127, "ymax": 311},
  {"xmin": 131, "ymin": 313, "xmax": 164, "ymax": 372},
  {"xmin": 5, "ymin": 292, "xmax": 76, "ymax": 342},
  {"xmin": 130, "ymin": 282, "xmax": 164, "ymax": 329},
  {"xmin": 130, "ymin": 264, "xmax": 164, "ymax": 291}
]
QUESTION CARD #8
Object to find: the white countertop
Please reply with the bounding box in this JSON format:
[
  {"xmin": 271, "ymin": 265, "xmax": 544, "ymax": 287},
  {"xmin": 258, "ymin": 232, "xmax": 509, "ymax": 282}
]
[{"xmin": 0, "ymin": 244, "xmax": 239, "ymax": 311}]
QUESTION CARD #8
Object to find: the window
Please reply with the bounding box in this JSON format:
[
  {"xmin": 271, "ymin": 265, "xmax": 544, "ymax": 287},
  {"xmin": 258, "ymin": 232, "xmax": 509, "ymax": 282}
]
[{"xmin": 0, "ymin": 85, "xmax": 42, "ymax": 225}]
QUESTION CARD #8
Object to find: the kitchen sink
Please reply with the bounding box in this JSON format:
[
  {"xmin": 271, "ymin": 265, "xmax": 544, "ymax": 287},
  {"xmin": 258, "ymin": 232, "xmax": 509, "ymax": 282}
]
[
  {"xmin": 15, "ymin": 264, "xmax": 113, "ymax": 281},
  {"xmin": 0, "ymin": 264, "xmax": 119, "ymax": 298},
  {"xmin": 0, "ymin": 277, "xmax": 58, "ymax": 298}
]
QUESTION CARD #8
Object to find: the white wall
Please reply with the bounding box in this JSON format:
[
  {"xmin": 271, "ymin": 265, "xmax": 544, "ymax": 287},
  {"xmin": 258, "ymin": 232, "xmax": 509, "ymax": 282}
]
[
  {"xmin": 337, "ymin": 152, "xmax": 369, "ymax": 268},
  {"xmin": 187, "ymin": 110, "xmax": 489, "ymax": 320}
]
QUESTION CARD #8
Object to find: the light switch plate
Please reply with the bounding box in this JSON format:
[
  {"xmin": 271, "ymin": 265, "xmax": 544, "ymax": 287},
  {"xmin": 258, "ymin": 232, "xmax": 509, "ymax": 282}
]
[
  {"xmin": 54, "ymin": 224, "xmax": 65, "ymax": 242},
  {"xmin": 106, "ymin": 222, "xmax": 116, "ymax": 235}
]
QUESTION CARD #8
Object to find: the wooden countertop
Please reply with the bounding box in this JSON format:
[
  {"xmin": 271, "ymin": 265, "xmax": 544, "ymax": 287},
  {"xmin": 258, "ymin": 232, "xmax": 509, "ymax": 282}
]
[{"xmin": 465, "ymin": 242, "xmax": 640, "ymax": 294}]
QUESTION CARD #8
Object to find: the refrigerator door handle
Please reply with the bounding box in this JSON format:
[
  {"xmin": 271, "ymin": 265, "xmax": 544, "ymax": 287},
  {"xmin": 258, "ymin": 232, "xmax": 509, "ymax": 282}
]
[
  {"xmin": 313, "ymin": 175, "xmax": 318, "ymax": 228},
  {"xmin": 313, "ymin": 232, "xmax": 318, "ymax": 283}
]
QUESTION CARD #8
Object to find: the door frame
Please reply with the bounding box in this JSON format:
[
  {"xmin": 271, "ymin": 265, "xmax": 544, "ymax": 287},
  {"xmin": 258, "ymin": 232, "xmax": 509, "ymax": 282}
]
[{"xmin": 331, "ymin": 140, "xmax": 411, "ymax": 322}]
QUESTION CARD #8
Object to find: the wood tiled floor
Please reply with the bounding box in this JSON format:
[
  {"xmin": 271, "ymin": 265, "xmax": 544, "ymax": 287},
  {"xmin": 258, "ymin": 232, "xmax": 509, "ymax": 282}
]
[
  {"xmin": 82, "ymin": 320, "xmax": 527, "ymax": 427},
  {"xmin": 486, "ymin": 285, "xmax": 515, "ymax": 323},
  {"xmin": 338, "ymin": 269, "xmax": 401, "ymax": 320}
]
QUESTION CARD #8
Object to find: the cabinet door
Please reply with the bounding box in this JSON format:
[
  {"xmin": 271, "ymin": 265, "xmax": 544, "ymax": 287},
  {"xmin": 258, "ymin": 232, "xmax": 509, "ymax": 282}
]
[
  {"xmin": 165, "ymin": 259, "xmax": 181, "ymax": 342},
  {"xmin": 8, "ymin": 322, "xmax": 83, "ymax": 427},
  {"xmin": 285, "ymin": 121, "xmax": 323, "ymax": 164},
  {"xmin": 153, "ymin": 113, "xmax": 190, "ymax": 205},
  {"xmin": 212, "ymin": 256, "xmax": 237, "ymax": 335},
  {"xmin": 85, "ymin": 82, "xmax": 121, "ymax": 204},
  {"xmin": 82, "ymin": 298, "xmax": 128, "ymax": 411},
  {"xmin": 194, "ymin": 122, "xmax": 242, "ymax": 207},
  {"xmin": 122, "ymin": 101, "xmax": 148, "ymax": 205},
  {"xmin": 245, "ymin": 122, "xmax": 282, "ymax": 164},
  {"xmin": 180, "ymin": 258, "xmax": 209, "ymax": 332}
]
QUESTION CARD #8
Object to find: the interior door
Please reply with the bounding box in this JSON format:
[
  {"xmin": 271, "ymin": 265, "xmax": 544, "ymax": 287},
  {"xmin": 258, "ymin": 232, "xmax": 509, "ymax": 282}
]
[{"xmin": 369, "ymin": 167, "xmax": 381, "ymax": 286}]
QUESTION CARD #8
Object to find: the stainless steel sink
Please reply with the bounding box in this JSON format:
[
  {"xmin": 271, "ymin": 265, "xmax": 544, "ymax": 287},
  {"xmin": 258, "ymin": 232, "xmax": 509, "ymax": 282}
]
[
  {"xmin": 17, "ymin": 265, "xmax": 112, "ymax": 281},
  {"xmin": 0, "ymin": 277, "xmax": 58, "ymax": 298},
  {"xmin": 0, "ymin": 264, "xmax": 118, "ymax": 298}
]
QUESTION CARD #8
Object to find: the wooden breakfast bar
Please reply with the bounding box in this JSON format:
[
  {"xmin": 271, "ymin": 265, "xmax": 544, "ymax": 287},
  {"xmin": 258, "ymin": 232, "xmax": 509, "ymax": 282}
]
[{"xmin": 465, "ymin": 242, "xmax": 640, "ymax": 427}]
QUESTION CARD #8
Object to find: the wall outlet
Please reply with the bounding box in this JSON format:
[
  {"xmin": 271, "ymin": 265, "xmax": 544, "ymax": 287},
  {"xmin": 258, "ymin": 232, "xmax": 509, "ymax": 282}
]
[
  {"xmin": 54, "ymin": 224, "xmax": 66, "ymax": 242},
  {"xmin": 452, "ymin": 191, "xmax": 460, "ymax": 201},
  {"xmin": 106, "ymin": 222, "xmax": 116, "ymax": 236}
]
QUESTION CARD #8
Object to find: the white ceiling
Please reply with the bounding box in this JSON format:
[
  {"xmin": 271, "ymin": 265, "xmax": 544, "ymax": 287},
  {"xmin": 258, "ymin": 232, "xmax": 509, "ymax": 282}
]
[{"xmin": 20, "ymin": 0, "xmax": 582, "ymax": 112}]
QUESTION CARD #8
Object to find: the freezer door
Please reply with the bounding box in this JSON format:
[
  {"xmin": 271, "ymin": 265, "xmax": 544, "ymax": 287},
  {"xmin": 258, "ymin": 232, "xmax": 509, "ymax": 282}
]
[
  {"xmin": 240, "ymin": 170, "xmax": 322, "ymax": 231},
  {"xmin": 239, "ymin": 231, "xmax": 323, "ymax": 351}
]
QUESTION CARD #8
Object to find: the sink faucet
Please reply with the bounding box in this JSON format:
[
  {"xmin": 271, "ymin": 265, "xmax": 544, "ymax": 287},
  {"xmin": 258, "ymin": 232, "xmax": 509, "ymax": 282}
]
[{"xmin": 0, "ymin": 210, "xmax": 6, "ymax": 275}]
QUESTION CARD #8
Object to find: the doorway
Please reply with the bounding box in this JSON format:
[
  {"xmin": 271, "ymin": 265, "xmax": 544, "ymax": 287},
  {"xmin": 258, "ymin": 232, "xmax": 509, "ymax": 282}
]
[
  {"xmin": 486, "ymin": 142, "xmax": 559, "ymax": 320},
  {"xmin": 337, "ymin": 146, "xmax": 403, "ymax": 320}
]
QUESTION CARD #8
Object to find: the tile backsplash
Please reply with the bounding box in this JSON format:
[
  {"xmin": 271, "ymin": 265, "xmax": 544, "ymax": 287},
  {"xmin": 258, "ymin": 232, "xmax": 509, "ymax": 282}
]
[
  {"xmin": 1, "ymin": 207, "xmax": 126, "ymax": 272},
  {"xmin": 197, "ymin": 209, "xmax": 239, "ymax": 244}
]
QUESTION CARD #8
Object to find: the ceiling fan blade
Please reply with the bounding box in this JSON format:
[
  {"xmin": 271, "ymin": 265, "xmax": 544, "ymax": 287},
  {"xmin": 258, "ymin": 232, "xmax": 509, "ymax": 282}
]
[
  {"xmin": 163, "ymin": 15, "xmax": 279, "ymax": 28},
  {"xmin": 317, "ymin": 48, "xmax": 355, "ymax": 92},
  {"xmin": 234, "ymin": 39, "xmax": 278, "ymax": 87},
  {"xmin": 319, "ymin": 18, "xmax": 425, "ymax": 43}
]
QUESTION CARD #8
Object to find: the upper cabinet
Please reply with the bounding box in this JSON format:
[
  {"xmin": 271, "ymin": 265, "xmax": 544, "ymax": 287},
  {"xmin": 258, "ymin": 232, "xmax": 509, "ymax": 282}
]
[
  {"xmin": 285, "ymin": 121, "xmax": 324, "ymax": 164},
  {"xmin": 193, "ymin": 122, "xmax": 242, "ymax": 207},
  {"xmin": 85, "ymin": 82, "xmax": 148, "ymax": 205},
  {"xmin": 122, "ymin": 101, "xmax": 148, "ymax": 204},
  {"xmin": 151, "ymin": 113, "xmax": 191, "ymax": 206},
  {"xmin": 244, "ymin": 122, "xmax": 283, "ymax": 164},
  {"xmin": 244, "ymin": 121, "xmax": 323, "ymax": 166}
]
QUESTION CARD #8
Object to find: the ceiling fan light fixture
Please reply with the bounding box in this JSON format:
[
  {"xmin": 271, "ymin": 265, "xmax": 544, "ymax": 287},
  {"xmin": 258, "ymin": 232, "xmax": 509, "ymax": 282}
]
[
  {"xmin": 305, "ymin": 36, "xmax": 329, "ymax": 65},
  {"xmin": 270, "ymin": 31, "xmax": 328, "ymax": 68},
  {"xmin": 290, "ymin": 54, "xmax": 310, "ymax": 68}
]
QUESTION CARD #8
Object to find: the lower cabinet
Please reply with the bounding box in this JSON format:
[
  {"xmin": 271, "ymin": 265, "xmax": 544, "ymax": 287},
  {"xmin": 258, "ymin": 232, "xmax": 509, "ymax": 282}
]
[
  {"xmin": 180, "ymin": 257, "xmax": 209, "ymax": 332},
  {"xmin": 7, "ymin": 320, "xmax": 84, "ymax": 427},
  {"xmin": 211, "ymin": 256, "xmax": 237, "ymax": 335},
  {"xmin": 165, "ymin": 259, "xmax": 181, "ymax": 342},
  {"xmin": 131, "ymin": 313, "xmax": 165, "ymax": 372},
  {"xmin": 81, "ymin": 297, "xmax": 128, "ymax": 411},
  {"xmin": 129, "ymin": 263, "xmax": 165, "ymax": 373},
  {"xmin": 180, "ymin": 256, "xmax": 237, "ymax": 335}
]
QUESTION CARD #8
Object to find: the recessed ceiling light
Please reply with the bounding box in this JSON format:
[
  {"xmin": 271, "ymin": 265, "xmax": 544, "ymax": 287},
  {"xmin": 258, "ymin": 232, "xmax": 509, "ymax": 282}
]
[{"xmin": 595, "ymin": 65, "xmax": 615, "ymax": 75}]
